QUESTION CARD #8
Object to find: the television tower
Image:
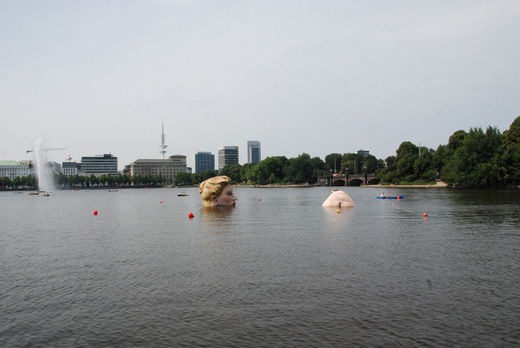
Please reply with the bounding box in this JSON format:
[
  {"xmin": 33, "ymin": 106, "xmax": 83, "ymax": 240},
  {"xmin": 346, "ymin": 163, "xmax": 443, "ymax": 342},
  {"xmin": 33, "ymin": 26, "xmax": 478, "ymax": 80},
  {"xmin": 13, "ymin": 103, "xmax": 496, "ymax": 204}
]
[{"xmin": 160, "ymin": 123, "xmax": 168, "ymax": 159}]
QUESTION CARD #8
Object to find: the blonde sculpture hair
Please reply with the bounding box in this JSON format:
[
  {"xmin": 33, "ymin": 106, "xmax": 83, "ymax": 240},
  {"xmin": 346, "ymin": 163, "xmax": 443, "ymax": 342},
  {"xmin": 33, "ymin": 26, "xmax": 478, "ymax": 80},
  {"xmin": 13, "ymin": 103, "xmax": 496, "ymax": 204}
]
[{"xmin": 199, "ymin": 175, "xmax": 232, "ymax": 207}]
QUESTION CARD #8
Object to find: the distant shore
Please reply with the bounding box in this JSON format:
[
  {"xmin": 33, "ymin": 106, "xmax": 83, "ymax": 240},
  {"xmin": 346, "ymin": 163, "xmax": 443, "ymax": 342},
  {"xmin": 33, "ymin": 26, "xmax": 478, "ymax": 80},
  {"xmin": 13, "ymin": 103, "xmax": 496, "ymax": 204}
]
[
  {"xmin": 361, "ymin": 181, "xmax": 449, "ymax": 189},
  {"xmin": 234, "ymin": 183, "xmax": 315, "ymax": 188},
  {"xmin": 235, "ymin": 182, "xmax": 450, "ymax": 189}
]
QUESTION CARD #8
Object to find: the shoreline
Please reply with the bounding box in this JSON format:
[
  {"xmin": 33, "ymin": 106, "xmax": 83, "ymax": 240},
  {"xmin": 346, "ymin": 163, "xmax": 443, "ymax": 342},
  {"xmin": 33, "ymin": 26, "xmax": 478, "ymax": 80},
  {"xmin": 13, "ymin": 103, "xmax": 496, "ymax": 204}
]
[
  {"xmin": 361, "ymin": 182, "xmax": 448, "ymax": 189},
  {"xmin": 234, "ymin": 183, "xmax": 315, "ymax": 188},
  {"xmin": 235, "ymin": 182, "xmax": 450, "ymax": 189}
]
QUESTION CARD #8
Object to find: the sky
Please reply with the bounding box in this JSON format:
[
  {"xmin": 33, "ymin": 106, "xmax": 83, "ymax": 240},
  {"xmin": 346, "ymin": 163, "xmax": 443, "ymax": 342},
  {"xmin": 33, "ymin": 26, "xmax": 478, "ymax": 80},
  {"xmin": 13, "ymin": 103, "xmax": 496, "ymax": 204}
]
[{"xmin": 1, "ymin": 0, "xmax": 519, "ymax": 170}]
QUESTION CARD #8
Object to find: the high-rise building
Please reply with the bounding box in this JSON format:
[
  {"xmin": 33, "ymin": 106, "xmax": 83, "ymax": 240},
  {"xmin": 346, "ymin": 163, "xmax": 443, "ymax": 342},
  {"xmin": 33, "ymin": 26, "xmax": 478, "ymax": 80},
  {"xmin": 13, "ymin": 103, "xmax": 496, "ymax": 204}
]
[
  {"xmin": 80, "ymin": 154, "xmax": 118, "ymax": 176},
  {"xmin": 218, "ymin": 146, "xmax": 239, "ymax": 170},
  {"xmin": 247, "ymin": 141, "xmax": 261, "ymax": 164},
  {"xmin": 130, "ymin": 155, "xmax": 187, "ymax": 184},
  {"xmin": 195, "ymin": 152, "xmax": 215, "ymax": 173}
]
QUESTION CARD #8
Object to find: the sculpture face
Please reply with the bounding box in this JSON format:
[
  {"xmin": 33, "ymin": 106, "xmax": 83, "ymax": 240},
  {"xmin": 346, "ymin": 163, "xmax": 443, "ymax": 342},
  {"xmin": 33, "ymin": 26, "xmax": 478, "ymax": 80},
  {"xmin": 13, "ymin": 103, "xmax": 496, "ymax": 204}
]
[
  {"xmin": 322, "ymin": 191, "xmax": 355, "ymax": 207},
  {"xmin": 200, "ymin": 175, "xmax": 233, "ymax": 207},
  {"xmin": 213, "ymin": 184, "xmax": 236, "ymax": 206}
]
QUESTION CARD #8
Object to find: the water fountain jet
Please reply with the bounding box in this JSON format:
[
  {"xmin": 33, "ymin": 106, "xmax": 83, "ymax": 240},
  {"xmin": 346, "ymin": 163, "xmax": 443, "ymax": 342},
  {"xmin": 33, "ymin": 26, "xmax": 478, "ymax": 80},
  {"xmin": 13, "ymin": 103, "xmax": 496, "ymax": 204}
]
[{"xmin": 31, "ymin": 137, "xmax": 56, "ymax": 192}]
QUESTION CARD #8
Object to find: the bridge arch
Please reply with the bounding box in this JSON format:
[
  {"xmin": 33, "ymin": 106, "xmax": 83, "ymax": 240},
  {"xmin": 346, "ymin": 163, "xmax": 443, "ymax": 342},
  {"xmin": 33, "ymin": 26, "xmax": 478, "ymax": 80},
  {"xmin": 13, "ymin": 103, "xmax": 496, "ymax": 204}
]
[
  {"xmin": 349, "ymin": 178, "xmax": 364, "ymax": 186},
  {"xmin": 332, "ymin": 179, "xmax": 346, "ymax": 186}
]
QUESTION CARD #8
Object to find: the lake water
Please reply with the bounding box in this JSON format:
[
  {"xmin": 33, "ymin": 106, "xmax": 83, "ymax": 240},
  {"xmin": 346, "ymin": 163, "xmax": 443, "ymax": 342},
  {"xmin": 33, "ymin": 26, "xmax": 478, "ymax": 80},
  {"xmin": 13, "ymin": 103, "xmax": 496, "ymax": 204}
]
[{"xmin": 1, "ymin": 187, "xmax": 520, "ymax": 347}]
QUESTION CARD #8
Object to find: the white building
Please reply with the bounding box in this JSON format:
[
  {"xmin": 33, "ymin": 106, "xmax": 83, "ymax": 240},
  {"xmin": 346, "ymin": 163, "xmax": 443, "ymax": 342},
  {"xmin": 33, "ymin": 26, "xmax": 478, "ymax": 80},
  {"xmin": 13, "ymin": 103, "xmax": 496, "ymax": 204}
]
[
  {"xmin": 62, "ymin": 162, "xmax": 80, "ymax": 176},
  {"xmin": 0, "ymin": 160, "xmax": 33, "ymax": 180},
  {"xmin": 130, "ymin": 155, "xmax": 189, "ymax": 183}
]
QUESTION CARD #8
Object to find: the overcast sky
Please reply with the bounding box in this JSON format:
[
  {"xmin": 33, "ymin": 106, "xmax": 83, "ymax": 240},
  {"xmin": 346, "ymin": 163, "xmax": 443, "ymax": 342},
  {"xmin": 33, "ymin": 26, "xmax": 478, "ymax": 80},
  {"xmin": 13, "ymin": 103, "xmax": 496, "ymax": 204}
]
[{"xmin": 1, "ymin": 0, "xmax": 519, "ymax": 170}]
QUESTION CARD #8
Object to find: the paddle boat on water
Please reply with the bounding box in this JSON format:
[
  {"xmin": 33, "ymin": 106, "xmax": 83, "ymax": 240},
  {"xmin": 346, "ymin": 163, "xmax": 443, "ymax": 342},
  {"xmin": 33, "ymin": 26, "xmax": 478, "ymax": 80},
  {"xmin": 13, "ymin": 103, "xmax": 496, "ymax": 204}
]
[{"xmin": 377, "ymin": 194, "xmax": 404, "ymax": 200}]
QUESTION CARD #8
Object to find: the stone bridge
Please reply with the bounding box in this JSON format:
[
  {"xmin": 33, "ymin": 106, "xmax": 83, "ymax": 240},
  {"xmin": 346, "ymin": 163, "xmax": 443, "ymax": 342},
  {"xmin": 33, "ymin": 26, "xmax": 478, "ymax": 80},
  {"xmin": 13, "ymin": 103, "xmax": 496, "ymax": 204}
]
[{"xmin": 317, "ymin": 173, "xmax": 379, "ymax": 186}]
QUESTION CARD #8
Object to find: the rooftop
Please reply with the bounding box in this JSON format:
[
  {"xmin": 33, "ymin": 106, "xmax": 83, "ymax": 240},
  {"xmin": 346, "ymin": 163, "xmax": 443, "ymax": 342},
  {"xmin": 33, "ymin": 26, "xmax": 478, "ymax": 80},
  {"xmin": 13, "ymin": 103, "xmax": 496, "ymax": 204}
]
[{"xmin": 0, "ymin": 160, "xmax": 20, "ymax": 166}]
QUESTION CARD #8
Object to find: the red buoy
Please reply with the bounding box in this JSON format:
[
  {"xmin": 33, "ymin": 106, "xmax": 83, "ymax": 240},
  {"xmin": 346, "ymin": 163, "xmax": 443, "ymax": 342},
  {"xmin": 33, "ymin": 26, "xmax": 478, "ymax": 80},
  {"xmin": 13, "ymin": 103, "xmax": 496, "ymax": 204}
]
[
  {"xmin": 160, "ymin": 201, "xmax": 163, "ymax": 204},
  {"xmin": 258, "ymin": 198, "xmax": 262, "ymax": 201},
  {"xmin": 423, "ymin": 213, "xmax": 428, "ymax": 217},
  {"xmin": 93, "ymin": 210, "xmax": 98, "ymax": 216},
  {"xmin": 188, "ymin": 212, "xmax": 194, "ymax": 219}
]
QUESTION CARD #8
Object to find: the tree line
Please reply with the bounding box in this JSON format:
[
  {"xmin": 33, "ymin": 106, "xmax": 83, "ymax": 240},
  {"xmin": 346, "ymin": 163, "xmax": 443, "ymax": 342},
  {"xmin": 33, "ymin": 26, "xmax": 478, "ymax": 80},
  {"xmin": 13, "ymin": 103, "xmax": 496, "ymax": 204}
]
[
  {"xmin": 0, "ymin": 175, "xmax": 36, "ymax": 189},
  {"xmin": 2, "ymin": 116, "xmax": 518, "ymax": 190},
  {"xmin": 174, "ymin": 151, "xmax": 385, "ymax": 186},
  {"xmin": 178, "ymin": 116, "xmax": 520, "ymax": 188},
  {"xmin": 0, "ymin": 174, "xmax": 166, "ymax": 190},
  {"xmin": 377, "ymin": 116, "xmax": 520, "ymax": 187}
]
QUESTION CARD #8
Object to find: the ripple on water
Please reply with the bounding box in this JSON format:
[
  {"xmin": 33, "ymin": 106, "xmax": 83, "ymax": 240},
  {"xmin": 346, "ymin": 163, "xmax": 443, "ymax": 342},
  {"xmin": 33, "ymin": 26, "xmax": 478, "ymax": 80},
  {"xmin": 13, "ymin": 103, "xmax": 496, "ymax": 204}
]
[{"xmin": 1, "ymin": 188, "xmax": 520, "ymax": 347}]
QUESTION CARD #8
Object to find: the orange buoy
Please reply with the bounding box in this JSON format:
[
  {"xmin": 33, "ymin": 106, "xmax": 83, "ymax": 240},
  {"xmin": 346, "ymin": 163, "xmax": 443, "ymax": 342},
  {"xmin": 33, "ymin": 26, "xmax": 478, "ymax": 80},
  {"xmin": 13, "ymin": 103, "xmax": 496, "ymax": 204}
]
[
  {"xmin": 188, "ymin": 212, "xmax": 194, "ymax": 219},
  {"xmin": 93, "ymin": 210, "xmax": 98, "ymax": 216},
  {"xmin": 423, "ymin": 213, "xmax": 428, "ymax": 217}
]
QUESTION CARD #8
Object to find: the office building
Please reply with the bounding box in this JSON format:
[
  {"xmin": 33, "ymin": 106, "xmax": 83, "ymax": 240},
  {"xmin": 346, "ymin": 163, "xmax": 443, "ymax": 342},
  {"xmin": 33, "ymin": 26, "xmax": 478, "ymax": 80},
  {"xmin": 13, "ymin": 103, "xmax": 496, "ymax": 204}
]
[
  {"xmin": 62, "ymin": 162, "xmax": 80, "ymax": 176},
  {"xmin": 80, "ymin": 154, "xmax": 118, "ymax": 176},
  {"xmin": 130, "ymin": 155, "xmax": 188, "ymax": 183},
  {"xmin": 247, "ymin": 141, "xmax": 261, "ymax": 164},
  {"xmin": 195, "ymin": 152, "xmax": 215, "ymax": 173},
  {"xmin": 218, "ymin": 146, "xmax": 239, "ymax": 170}
]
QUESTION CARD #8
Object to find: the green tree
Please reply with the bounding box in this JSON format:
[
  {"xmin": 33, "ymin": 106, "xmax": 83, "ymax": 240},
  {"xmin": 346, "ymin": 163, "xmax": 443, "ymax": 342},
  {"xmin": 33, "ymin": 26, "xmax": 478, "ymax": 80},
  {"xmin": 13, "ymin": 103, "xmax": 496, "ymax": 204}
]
[
  {"xmin": 174, "ymin": 172, "xmax": 192, "ymax": 186},
  {"xmin": 502, "ymin": 116, "xmax": 520, "ymax": 184},
  {"xmin": 432, "ymin": 145, "xmax": 447, "ymax": 175},
  {"xmin": 284, "ymin": 153, "xmax": 314, "ymax": 183},
  {"xmin": 438, "ymin": 130, "xmax": 468, "ymax": 183},
  {"xmin": 385, "ymin": 156, "xmax": 396, "ymax": 171},
  {"xmin": 325, "ymin": 153, "xmax": 342, "ymax": 173},
  {"xmin": 452, "ymin": 126, "xmax": 504, "ymax": 187},
  {"xmin": 341, "ymin": 153, "xmax": 363, "ymax": 174},
  {"xmin": 219, "ymin": 164, "xmax": 244, "ymax": 183},
  {"xmin": 414, "ymin": 148, "xmax": 436, "ymax": 181},
  {"xmin": 192, "ymin": 170, "xmax": 217, "ymax": 184},
  {"xmin": 375, "ymin": 156, "xmax": 396, "ymax": 184},
  {"xmin": 90, "ymin": 175, "xmax": 100, "ymax": 187},
  {"xmin": 241, "ymin": 163, "xmax": 256, "ymax": 183},
  {"xmin": 447, "ymin": 130, "xmax": 467, "ymax": 152},
  {"xmin": 395, "ymin": 141, "xmax": 419, "ymax": 181},
  {"xmin": 253, "ymin": 156, "xmax": 288, "ymax": 184},
  {"xmin": 0, "ymin": 176, "xmax": 12, "ymax": 189},
  {"xmin": 363, "ymin": 155, "xmax": 379, "ymax": 174},
  {"xmin": 310, "ymin": 156, "xmax": 325, "ymax": 180},
  {"xmin": 24, "ymin": 175, "xmax": 36, "ymax": 188}
]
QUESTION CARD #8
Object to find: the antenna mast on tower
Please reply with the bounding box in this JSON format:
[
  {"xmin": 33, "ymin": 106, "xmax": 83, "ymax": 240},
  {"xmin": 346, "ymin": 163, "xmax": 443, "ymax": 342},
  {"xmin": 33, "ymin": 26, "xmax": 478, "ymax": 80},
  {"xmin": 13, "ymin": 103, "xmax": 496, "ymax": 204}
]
[{"xmin": 160, "ymin": 123, "xmax": 168, "ymax": 159}]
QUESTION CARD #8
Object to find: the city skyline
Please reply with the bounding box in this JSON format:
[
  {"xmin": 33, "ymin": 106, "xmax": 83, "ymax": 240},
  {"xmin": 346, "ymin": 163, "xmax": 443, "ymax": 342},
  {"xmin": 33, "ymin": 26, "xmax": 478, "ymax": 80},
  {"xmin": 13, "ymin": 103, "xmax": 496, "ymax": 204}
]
[{"xmin": 1, "ymin": 1, "xmax": 518, "ymax": 170}]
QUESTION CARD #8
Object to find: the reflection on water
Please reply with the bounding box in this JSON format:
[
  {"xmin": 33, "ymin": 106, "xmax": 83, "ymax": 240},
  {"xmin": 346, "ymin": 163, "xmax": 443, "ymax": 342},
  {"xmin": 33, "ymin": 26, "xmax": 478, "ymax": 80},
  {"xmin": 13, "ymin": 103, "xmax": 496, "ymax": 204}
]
[
  {"xmin": 1, "ymin": 187, "xmax": 519, "ymax": 347},
  {"xmin": 199, "ymin": 206, "xmax": 235, "ymax": 221}
]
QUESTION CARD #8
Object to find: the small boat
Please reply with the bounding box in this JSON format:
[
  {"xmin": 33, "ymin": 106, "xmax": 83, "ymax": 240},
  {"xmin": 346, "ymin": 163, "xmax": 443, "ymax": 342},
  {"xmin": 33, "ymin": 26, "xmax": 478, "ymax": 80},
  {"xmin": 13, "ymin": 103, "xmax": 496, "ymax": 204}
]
[
  {"xmin": 42, "ymin": 192, "xmax": 50, "ymax": 196},
  {"xmin": 377, "ymin": 195, "xmax": 404, "ymax": 200},
  {"xmin": 177, "ymin": 192, "xmax": 189, "ymax": 197},
  {"xmin": 28, "ymin": 192, "xmax": 39, "ymax": 196}
]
